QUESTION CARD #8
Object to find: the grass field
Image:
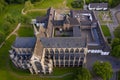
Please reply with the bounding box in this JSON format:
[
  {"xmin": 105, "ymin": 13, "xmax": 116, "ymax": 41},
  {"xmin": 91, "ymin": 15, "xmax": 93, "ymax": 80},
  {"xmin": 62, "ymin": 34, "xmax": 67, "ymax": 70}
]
[
  {"xmin": 66, "ymin": 0, "xmax": 73, "ymax": 9},
  {"xmin": 101, "ymin": 25, "xmax": 111, "ymax": 37},
  {"xmin": 34, "ymin": 0, "xmax": 64, "ymax": 9},
  {"xmin": 27, "ymin": 11, "xmax": 46, "ymax": 18},
  {"xmin": 18, "ymin": 25, "xmax": 34, "ymax": 37}
]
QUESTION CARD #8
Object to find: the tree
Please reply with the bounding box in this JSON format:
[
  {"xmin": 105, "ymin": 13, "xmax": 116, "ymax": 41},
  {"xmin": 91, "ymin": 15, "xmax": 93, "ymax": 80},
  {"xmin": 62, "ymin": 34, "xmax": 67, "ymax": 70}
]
[
  {"xmin": 0, "ymin": 0, "xmax": 6, "ymax": 14},
  {"xmin": 3, "ymin": 21, "xmax": 11, "ymax": 35},
  {"xmin": 71, "ymin": 0, "xmax": 83, "ymax": 8},
  {"xmin": 4, "ymin": 13, "xmax": 16, "ymax": 24},
  {"xmin": 0, "ymin": 31, "xmax": 5, "ymax": 44},
  {"xmin": 111, "ymin": 38, "xmax": 120, "ymax": 49},
  {"xmin": 75, "ymin": 68, "xmax": 91, "ymax": 80},
  {"xmin": 93, "ymin": 61, "xmax": 113, "ymax": 80},
  {"xmin": 24, "ymin": 0, "xmax": 34, "ymax": 11},
  {"xmin": 21, "ymin": 15, "xmax": 31, "ymax": 24},
  {"xmin": 114, "ymin": 26, "xmax": 120, "ymax": 38},
  {"xmin": 111, "ymin": 45, "xmax": 120, "ymax": 58}
]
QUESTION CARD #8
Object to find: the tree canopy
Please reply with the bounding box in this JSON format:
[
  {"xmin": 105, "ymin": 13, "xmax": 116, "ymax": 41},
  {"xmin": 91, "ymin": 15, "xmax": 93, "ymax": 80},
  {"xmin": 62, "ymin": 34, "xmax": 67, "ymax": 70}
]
[
  {"xmin": 111, "ymin": 25, "xmax": 120, "ymax": 58},
  {"xmin": 71, "ymin": 0, "xmax": 83, "ymax": 8},
  {"xmin": 75, "ymin": 68, "xmax": 91, "ymax": 80},
  {"xmin": 93, "ymin": 61, "xmax": 113, "ymax": 80}
]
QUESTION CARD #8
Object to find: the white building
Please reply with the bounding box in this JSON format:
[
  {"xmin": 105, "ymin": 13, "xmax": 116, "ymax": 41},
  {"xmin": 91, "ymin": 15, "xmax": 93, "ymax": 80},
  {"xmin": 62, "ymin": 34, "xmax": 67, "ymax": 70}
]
[{"xmin": 88, "ymin": 3, "xmax": 108, "ymax": 11}]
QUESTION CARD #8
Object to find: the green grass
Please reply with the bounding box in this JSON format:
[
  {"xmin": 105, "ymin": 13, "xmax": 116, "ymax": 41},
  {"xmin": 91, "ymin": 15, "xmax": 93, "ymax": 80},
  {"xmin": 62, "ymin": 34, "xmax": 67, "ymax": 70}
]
[
  {"xmin": 52, "ymin": 67, "xmax": 79, "ymax": 76},
  {"xmin": 101, "ymin": 25, "xmax": 111, "ymax": 37},
  {"xmin": 27, "ymin": 11, "xmax": 46, "ymax": 18},
  {"xmin": 66, "ymin": 0, "xmax": 73, "ymax": 9},
  {"xmin": 18, "ymin": 25, "xmax": 34, "ymax": 37},
  {"xmin": 34, "ymin": 0, "xmax": 64, "ymax": 9}
]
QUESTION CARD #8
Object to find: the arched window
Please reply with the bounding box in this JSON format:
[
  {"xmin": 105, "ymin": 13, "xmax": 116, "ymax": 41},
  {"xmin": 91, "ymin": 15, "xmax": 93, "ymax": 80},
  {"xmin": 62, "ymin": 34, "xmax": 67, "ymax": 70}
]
[
  {"xmin": 55, "ymin": 49, "xmax": 59, "ymax": 54},
  {"xmin": 75, "ymin": 48, "xmax": 79, "ymax": 53},
  {"xmin": 60, "ymin": 49, "xmax": 64, "ymax": 53},
  {"xmin": 65, "ymin": 49, "xmax": 69, "ymax": 53},
  {"xmin": 70, "ymin": 48, "xmax": 74, "ymax": 53},
  {"xmin": 80, "ymin": 48, "xmax": 84, "ymax": 53}
]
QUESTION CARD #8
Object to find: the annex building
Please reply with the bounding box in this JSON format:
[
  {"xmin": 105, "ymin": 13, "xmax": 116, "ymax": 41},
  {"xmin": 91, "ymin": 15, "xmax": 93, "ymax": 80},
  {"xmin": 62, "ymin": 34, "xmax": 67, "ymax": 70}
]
[{"xmin": 9, "ymin": 8, "xmax": 110, "ymax": 74}]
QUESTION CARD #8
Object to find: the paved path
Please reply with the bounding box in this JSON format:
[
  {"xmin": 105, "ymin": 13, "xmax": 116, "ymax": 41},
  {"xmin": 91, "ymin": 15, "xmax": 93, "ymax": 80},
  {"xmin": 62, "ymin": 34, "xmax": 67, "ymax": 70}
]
[
  {"xmin": 0, "ymin": 23, "xmax": 21, "ymax": 48},
  {"xmin": 22, "ymin": 8, "xmax": 47, "ymax": 15}
]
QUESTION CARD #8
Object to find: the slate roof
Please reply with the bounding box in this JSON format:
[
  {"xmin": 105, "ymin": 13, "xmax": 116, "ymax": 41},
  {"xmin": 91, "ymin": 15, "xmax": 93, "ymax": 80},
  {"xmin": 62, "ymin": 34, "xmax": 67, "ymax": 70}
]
[
  {"xmin": 13, "ymin": 37, "xmax": 36, "ymax": 48},
  {"xmin": 68, "ymin": 18, "xmax": 80, "ymax": 26},
  {"xmin": 36, "ymin": 16, "xmax": 48, "ymax": 23},
  {"xmin": 40, "ymin": 37, "xmax": 86, "ymax": 48}
]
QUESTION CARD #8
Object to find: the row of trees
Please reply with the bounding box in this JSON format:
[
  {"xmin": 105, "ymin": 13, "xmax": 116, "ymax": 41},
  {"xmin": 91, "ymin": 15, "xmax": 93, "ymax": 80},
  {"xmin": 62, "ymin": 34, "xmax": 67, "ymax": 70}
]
[
  {"xmin": 111, "ymin": 26, "xmax": 120, "ymax": 58},
  {"xmin": 74, "ymin": 61, "xmax": 113, "ymax": 80},
  {"xmin": 71, "ymin": 0, "xmax": 83, "ymax": 8}
]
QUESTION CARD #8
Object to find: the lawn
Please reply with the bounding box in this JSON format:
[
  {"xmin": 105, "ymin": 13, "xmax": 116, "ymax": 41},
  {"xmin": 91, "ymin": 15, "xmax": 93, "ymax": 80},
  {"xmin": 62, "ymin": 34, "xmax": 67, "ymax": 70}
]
[
  {"xmin": 66, "ymin": 0, "xmax": 73, "ymax": 9},
  {"xmin": 34, "ymin": 0, "xmax": 64, "ymax": 9},
  {"xmin": 27, "ymin": 11, "xmax": 46, "ymax": 18},
  {"xmin": 18, "ymin": 25, "xmax": 34, "ymax": 37},
  {"xmin": 101, "ymin": 25, "xmax": 111, "ymax": 37}
]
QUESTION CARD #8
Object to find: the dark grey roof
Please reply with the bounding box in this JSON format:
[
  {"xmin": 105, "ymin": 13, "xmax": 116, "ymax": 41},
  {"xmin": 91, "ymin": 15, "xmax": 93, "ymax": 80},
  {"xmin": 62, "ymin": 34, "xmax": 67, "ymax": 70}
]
[
  {"xmin": 68, "ymin": 18, "xmax": 80, "ymax": 26},
  {"xmin": 89, "ymin": 3, "xmax": 108, "ymax": 8},
  {"xmin": 13, "ymin": 37, "xmax": 36, "ymax": 48},
  {"xmin": 73, "ymin": 26, "xmax": 81, "ymax": 37},
  {"xmin": 36, "ymin": 16, "xmax": 48, "ymax": 23},
  {"xmin": 40, "ymin": 37, "xmax": 86, "ymax": 48}
]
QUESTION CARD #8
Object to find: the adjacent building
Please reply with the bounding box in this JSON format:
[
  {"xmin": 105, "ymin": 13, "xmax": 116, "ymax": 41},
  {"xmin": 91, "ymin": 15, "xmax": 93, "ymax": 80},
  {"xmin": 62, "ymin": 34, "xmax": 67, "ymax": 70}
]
[
  {"xmin": 88, "ymin": 3, "xmax": 108, "ymax": 10},
  {"xmin": 9, "ymin": 8, "xmax": 110, "ymax": 74}
]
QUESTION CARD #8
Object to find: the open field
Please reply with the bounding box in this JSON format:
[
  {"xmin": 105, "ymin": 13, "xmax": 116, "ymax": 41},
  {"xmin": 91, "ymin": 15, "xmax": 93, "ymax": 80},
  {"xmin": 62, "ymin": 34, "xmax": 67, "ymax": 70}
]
[
  {"xmin": 101, "ymin": 25, "xmax": 111, "ymax": 37},
  {"xmin": 27, "ymin": 11, "xmax": 46, "ymax": 18},
  {"xmin": 34, "ymin": 0, "xmax": 64, "ymax": 9},
  {"xmin": 66, "ymin": 0, "xmax": 73, "ymax": 9},
  {"xmin": 17, "ymin": 25, "xmax": 34, "ymax": 37}
]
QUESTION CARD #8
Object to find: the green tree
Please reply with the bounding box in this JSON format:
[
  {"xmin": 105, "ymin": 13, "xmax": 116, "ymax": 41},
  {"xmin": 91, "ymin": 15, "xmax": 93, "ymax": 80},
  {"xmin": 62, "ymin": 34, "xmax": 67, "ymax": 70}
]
[
  {"xmin": 111, "ymin": 38, "xmax": 120, "ymax": 49},
  {"xmin": 0, "ymin": 31, "xmax": 5, "ymax": 44},
  {"xmin": 24, "ymin": 0, "xmax": 34, "ymax": 11},
  {"xmin": 21, "ymin": 15, "xmax": 31, "ymax": 24},
  {"xmin": 114, "ymin": 26, "xmax": 120, "ymax": 38},
  {"xmin": 111, "ymin": 45, "xmax": 120, "ymax": 58},
  {"xmin": 93, "ymin": 61, "xmax": 113, "ymax": 80},
  {"xmin": 4, "ymin": 13, "xmax": 16, "ymax": 24},
  {"xmin": 2, "ymin": 21, "xmax": 11, "ymax": 35},
  {"xmin": 0, "ymin": 0, "xmax": 6, "ymax": 14},
  {"xmin": 75, "ymin": 68, "xmax": 91, "ymax": 80},
  {"xmin": 71, "ymin": 0, "xmax": 83, "ymax": 8}
]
